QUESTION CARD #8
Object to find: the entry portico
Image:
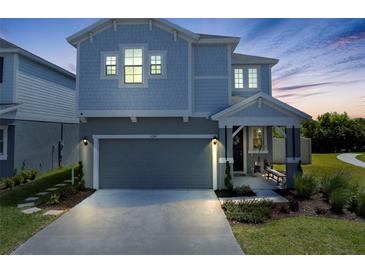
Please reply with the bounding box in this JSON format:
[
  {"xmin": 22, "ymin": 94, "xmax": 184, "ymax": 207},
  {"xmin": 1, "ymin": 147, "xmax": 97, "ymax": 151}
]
[{"xmin": 211, "ymin": 92, "xmax": 311, "ymax": 189}]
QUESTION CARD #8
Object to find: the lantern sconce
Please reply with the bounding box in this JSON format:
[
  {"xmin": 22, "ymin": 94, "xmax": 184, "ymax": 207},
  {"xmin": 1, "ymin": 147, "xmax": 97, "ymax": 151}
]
[
  {"xmin": 82, "ymin": 137, "xmax": 89, "ymax": 146},
  {"xmin": 212, "ymin": 136, "xmax": 218, "ymax": 145}
]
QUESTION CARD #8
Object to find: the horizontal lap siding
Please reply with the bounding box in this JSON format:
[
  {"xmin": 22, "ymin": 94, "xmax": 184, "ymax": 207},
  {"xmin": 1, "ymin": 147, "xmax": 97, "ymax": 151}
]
[{"xmin": 16, "ymin": 72, "xmax": 77, "ymax": 122}]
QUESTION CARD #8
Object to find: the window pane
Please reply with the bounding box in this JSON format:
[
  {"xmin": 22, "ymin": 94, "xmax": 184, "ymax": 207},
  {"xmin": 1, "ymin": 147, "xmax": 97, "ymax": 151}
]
[
  {"xmin": 134, "ymin": 66, "xmax": 142, "ymax": 75},
  {"xmin": 134, "ymin": 57, "xmax": 142, "ymax": 66},
  {"xmin": 125, "ymin": 57, "xmax": 133, "ymax": 66},
  {"xmin": 134, "ymin": 49, "xmax": 142, "ymax": 57},
  {"xmin": 253, "ymin": 128, "xmax": 264, "ymax": 150},
  {"xmin": 0, "ymin": 142, "xmax": 3, "ymax": 154},
  {"xmin": 125, "ymin": 75, "xmax": 134, "ymax": 83},
  {"xmin": 0, "ymin": 129, "xmax": 3, "ymax": 141},
  {"xmin": 134, "ymin": 75, "xmax": 142, "ymax": 83},
  {"xmin": 124, "ymin": 66, "xmax": 133, "ymax": 75},
  {"xmin": 125, "ymin": 49, "xmax": 134, "ymax": 58}
]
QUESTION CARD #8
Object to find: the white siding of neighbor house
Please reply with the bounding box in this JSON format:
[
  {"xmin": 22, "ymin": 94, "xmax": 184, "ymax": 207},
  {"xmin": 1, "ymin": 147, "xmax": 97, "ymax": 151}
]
[{"xmin": 14, "ymin": 71, "xmax": 78, "ymax": 123}]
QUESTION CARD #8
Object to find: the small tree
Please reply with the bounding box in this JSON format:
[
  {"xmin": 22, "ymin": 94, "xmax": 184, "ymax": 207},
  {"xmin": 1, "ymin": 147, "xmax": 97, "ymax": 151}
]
[
  {"xmin": 224, "ymin": 161, "xmax": 233, "ymax": 190},
  {"xmin": 76, "ymin": 161, "xmax": 86, "ymax": 190}
]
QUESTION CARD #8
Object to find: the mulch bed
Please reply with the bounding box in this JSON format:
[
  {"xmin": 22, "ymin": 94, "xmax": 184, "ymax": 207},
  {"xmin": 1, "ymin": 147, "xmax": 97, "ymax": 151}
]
[
  {"xmin": 215, "ymin": 189, "xmax": 256, "ymax": 198},
  {"xmin": 39, "ymin": 188, "xmax": 95, "ymax": 210},
  {"xmin": 272, "ymin": 189, "xmax": 364, "ymax": 222}
]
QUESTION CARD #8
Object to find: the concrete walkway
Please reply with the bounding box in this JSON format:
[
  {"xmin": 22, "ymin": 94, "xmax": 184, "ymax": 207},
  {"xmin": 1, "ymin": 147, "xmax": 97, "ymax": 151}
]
[
  {"xmin": 13, "ymin": 189, "xmax": 243, "ymax": 255},
  {"xmin": 337, "ymin": 153, "xmax": 365, "ymax": 168}
]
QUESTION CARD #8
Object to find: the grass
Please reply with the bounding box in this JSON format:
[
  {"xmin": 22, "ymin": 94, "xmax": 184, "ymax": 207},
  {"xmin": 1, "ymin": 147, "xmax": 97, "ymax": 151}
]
[
  {"xmin": 356, "ymin": 153, "xmax": 365, "ymax": 163},
  {"xmin": 274, "ymin": 153, "xmax": 365, "ymax": 187},
  {"xmin": 232, "ymin": 216, "xmax": 365, "ymax": 254},
  {"xmin": 0, "ymin": 164, "xmax": 76, "ymax": 254}
]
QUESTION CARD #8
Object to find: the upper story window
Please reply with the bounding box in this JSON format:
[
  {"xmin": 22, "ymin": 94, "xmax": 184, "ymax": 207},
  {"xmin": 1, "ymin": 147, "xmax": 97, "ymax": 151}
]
[
  {"xmin": 124, "ymin": 48, "xmax": 143, "ymax": 84},
  {"xmin": 150, "ymin": 55, "xmax": 162, "ymax": 75},
  {"xmin": 248, "ymin": 68, "xmax": 258, "ymax": 88},
  {"xmin": 0, "ymin": 57, "xmax": 4, "ymax": 83},
  {"xmin": 234, "ymin": 68, "xmax": 243, "ymax": 89},
  {"xmin": 105, "ymin": 56, "xmax": 117, "ymax": 76}
]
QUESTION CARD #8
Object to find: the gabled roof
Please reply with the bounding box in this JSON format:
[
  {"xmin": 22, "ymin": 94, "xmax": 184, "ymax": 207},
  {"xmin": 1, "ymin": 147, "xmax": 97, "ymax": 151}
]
[
  {"xmin": 211, "ymin": 92, "xmax": 311, "ymax": 121},
  {"xmin": 0, "ymin": 38, "xmax": 75, "ymax": 79},
  {"xmin": 67, "ymin": 18, "xmax": 240, "ymax": 49},
  {"xmin": 232, "ymin": 53, "xmax": 279, "ymax": 66}
]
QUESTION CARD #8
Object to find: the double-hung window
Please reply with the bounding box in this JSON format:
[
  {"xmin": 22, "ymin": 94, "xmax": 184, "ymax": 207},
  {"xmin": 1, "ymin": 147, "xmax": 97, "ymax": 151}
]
[
  {"xmin": 105, "ymin": 56, "xmax": 117, "ymax": 76},
  {"xmin": 234, "ymin": 68, "xmax": 243, "ymax": 89},
  {"xmin": 150, "ymin": 55, "xmax": 162, "ymax": 75},
  {"xmin": 0, "ymin": 57, "xmax": 4, "ymax": 83},
  {"xmin": 124, "ymin": 48, "xmax": 143, "ymax": 84},
  {"xmin": 248, "ymin": 68, "xmax": 258, "ymax": 88}
]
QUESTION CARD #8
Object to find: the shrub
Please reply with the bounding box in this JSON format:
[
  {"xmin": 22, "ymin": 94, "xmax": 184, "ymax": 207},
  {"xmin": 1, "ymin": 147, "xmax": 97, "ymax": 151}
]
[
  {"xmin": 321, "ymin": 173, "xmax": 349, "ymax": 199},
  {"xmin": 347, "ymin": 184, "xmax": 360, "ymax": 213},
  {"xmin": 234, "ymin": 185, "xmax": 255, "ymax": 196},
  {"xmin": 295, "ymin": 174, "xmax": 317, "ymax": 199},
  {"xmin": 329, "ymin": 189, "xmax": 351, "ymax": 214},
  {"xmin": 222, "ymin": 199, "xmax": 274, "ymax": 224},
  {"xmin": 76, "ymin": 161, "xmax": 86, "ymax": 191},
  {"xmin": 279, "ymin": 205, "xmax": 290, "ymax": 214},
  {"xmin": 47, "ymin": 194, "xmax": 60, "ymax": 205},
  {"xmin": 357, "ymin": 192, "xmax": 365, "ymax": 218},
  {"xmin": 224, "ymin": 161, "xmax": 233, "ymax": 190},
  {"xmin": 2, "ymin": 177, "xmax": 15, "ymax": 189},
  {"xmin": 13, "ymin": 175, "xmax": 23, "ymax": 186},
  {"xmin": 315, "ymin": 207, "xmax": 328, "ymax": 215}
]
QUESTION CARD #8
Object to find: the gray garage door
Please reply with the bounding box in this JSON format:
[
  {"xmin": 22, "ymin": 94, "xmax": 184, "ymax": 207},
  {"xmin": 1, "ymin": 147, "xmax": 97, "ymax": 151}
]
[{"xmin": 99, "ymin": 139, "xmax": 212, "ymax": 189}]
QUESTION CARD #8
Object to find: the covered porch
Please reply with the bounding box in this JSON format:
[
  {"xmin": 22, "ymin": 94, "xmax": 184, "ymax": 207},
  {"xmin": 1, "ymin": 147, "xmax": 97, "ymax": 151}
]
[{"xmin": 211, "ymin": 92, "xmax": 311, "ymax": 190}]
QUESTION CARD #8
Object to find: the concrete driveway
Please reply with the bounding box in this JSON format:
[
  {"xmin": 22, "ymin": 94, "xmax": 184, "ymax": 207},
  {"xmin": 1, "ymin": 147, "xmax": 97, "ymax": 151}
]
[{"xmin": 13, "ymin": 189, "xmax": 243, "ymax": 255}]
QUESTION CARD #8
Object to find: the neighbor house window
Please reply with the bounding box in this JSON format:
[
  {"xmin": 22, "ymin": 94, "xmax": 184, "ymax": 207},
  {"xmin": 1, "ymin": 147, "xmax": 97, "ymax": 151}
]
[
  {"xmin": 150, "ymin": 55, "xmax": 162, "ymax": 75},
  {"xmin": 0, "ymin": 57, "xmax": 4, "ymax": 83},
  {"xmin": 248, "ymin": 68, "xmax": 258, "ymax": 88},
  {"xmin": 124, "ymin": 48, "xmax": 143, "ymax": 84},
  {"xmin": 0, "ymin": 126, "xmax": 8, "ymax": 160},
  {"xmin": 105, "ymin": 56, "xmax": 117, "ymax": 76},
  {"xmin": 234, "ymin": 68, "xmax": 243, "ymax": 89}
]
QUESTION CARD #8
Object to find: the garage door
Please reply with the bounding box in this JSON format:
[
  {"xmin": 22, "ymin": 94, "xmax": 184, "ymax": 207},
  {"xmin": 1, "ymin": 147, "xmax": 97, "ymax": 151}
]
[{"xmin": 99, "ymin": 138, "xmax": 212, "ymax": 189}]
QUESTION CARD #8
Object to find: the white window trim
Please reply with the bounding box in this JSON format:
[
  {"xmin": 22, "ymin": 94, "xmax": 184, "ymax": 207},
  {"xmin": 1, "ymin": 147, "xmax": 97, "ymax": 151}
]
[
  {"xmin": 100, "ymin": 52, "xmax": 120, "ymax": 80},
  {"xmin": 248, "ymin": 126, "xmax": 268, "ymax": 154},
  {"xmin": 119, "ymin": 44, "xmax": 148, "ymax": 88},
  {"xmin": 0, "ymin": 125, "xmax": 8, "ymax": 160},
  {"xmin": 148, "ymin": 50, "xmax": 167, "ymax": 79},
  {"xmin": 232, "ymin": 65, "xmax": 261, "ymax": 91}
]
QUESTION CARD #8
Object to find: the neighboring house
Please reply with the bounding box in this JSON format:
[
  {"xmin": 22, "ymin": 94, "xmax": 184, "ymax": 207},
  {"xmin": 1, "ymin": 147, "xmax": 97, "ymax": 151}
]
[
  {"xmin": 0, "ymin": 38, "xmax": 79, "ymax": 178},
  {"xmin": 67, "ymin": 18, "xmax": 311, "ymax": 190}
]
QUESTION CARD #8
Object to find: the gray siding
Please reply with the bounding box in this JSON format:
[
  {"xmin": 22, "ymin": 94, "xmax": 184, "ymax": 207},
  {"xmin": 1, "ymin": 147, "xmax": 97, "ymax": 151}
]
[
  {"xmin": 80, "ymin": 117, "xmax": 218, "ymax": 188},
  {"xmin": 13, "ymin": 120, "xmax": 79, "ymax": 174},
  {"xmin": 99, "ymin": 139, "xmax": 212, "ymax": 189}
]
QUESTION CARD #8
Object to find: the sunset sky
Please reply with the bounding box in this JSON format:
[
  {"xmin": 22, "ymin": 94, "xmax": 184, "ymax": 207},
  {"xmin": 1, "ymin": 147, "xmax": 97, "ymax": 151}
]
[{"xmin": 1, "ymin": 18, "xmax": 364, "ymax": 118}]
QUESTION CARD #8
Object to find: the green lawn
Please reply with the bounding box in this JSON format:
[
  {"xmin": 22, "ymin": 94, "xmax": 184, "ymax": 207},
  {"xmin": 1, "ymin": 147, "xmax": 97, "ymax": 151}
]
[
  {"xmin": 0, "ymin": 164, "xmax": 76, "ymax": 254},
  {"xmin": 356, "ymin": 153, "xmax": 365, "ymax": 163},
  {"xmin": 232, "ymin": 216, "xmax": 365, "ymax": 254},
  {"xmin": 274, "ymin": 153, "xmax": 365, "ymax": 187}
]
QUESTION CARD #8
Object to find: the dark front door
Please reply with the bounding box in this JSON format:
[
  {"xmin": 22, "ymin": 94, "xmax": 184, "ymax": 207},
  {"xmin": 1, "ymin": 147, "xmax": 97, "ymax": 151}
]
[{"xmin": 233, "ymin": 126, "xmax": 243, "ymax": 172}]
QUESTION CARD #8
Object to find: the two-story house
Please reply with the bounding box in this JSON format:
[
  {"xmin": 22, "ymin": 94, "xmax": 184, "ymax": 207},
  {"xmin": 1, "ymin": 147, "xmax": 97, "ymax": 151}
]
[
  {"xmin": 0, "ymin": 38, "xmax": 79, "ymax": 178},
  {"xmin": 67, "ymin": 18, "xmax": 311, "ymax": 190}
]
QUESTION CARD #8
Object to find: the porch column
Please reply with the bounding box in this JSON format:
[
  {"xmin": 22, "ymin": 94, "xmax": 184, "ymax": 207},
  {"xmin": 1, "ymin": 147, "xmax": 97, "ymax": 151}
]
[
  {"xmin": 285, "ymin": 125, "xmax": 301, "ymax": 188},
  {"xmin": 217, "ymin": 126, "xmax": 233, "ymax": 189}
]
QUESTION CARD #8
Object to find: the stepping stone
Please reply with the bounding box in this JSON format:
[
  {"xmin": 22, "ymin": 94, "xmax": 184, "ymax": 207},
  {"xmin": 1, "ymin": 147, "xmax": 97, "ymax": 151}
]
[
  {"xmin": 36, "ymin": 192, "xmax": 49, "ymax": 196},
  {"xmin": 55, "ymin": 183, "xmax": 67, "ymax": 187},
  {"xmin": 46, "ymin": 187, "xmax": 58, "ymax": 191},
  {"xmin": 43, "ymin": 209, "xmax": 64, "ymax": 216},
  {"xmin": 21, "ymin": 207, "xmax": 42, "ymax": 214},
  {"xmin": 17, "ymin": 202, "xmax": 35, "ymax": 208},
  {"xmin": 24, "ymin": 197, "xmax": 39, "ymax": 202},
  {"xmin": 64, "ymin": 179, "xmax": 72, "ymax": 183}
]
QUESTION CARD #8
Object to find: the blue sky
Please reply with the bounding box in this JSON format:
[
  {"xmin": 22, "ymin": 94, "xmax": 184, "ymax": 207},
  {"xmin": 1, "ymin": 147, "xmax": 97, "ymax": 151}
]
[{"xmin": 0, "ymin": 18, "xmax": 364, "ymax": 118}]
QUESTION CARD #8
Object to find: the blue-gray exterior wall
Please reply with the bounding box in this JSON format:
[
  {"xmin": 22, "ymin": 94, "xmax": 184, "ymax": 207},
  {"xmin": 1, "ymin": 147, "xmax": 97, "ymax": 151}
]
[
  {"xmin": 193, "ymin": 45, "xmax": 229, "ymax": 114},
  {"xmin": 78, "ymin": 23, "xmax": 189, "ymax": 111},
  {"xmin": 0, "ymin": 53, "xmax": 15, "ymax": 103},
  {"xmin": 18, "ymin": 55, "xmax": 75, "ymax": 90},
  {"xmin": 0, "ymin": 120, "xmax": 15, "ymax": 178},
  {"xmin": 0, "ymin": 120, "xmax": 79, "ymax": 177},
  {"xmin": 79, "ymin": 117, "xmax": 218, "ymax": 188}
]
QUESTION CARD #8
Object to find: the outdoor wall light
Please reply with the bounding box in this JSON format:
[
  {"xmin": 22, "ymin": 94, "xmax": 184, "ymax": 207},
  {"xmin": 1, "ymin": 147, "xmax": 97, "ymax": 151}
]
[
  {"xmin": 82, "ymin": 137, "xmax": 89, "ymax": 146},
  {"xmin": 212, "ymin": 136, "xmax": 218, "ymax": 145}
]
